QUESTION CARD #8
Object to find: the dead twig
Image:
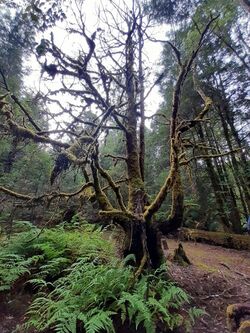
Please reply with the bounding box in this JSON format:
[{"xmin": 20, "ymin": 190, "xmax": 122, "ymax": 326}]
[{"xmin": 201, "ymin": 286, "xmax": 236, "ymax": 300}]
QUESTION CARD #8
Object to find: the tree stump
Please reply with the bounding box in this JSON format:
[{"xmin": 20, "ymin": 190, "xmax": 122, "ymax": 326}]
[{"xmin": 173, "ymin": 243, "xmax": 191, "ymax": 266}]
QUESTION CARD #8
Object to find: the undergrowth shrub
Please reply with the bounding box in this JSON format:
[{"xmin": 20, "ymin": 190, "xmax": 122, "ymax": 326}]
[
  {"xmin": 0, "ymin": 253, "xmax": 32, "ymax": 291},
  {"xmin": 0, "ymin": 221, "xmax": 203, "ymax": 333},
  {"xmin": 20, "ymin": 261, "xmax": 197, "ymax": 333},
  {"xmin": 0, "ymin": 221, "xmax": 115, "ymax": 289}
]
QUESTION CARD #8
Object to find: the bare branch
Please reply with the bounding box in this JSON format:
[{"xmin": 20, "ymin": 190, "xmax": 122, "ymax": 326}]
[
  {"xmin": 0, "ymin": 70, "xmax": 42, "ymax": 131},
  {"xmin": 166, "ymin": 41, "xmax": 182, "ymax": 67},
  {"xmin": 180, "ymin": 148, "xmax": 242, "ymax": 166},
  {"xmin": 3, "ymin": 108, "xmax": 70, "ymax": 149},
  {"xmin": 104, "ymin": 154, "xmax": 127, "ymax": 161}
]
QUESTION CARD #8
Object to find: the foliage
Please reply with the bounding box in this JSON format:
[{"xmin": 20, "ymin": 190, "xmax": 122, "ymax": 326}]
[
  {"xmin": 0, "ymin": 223, "xmax": 201, "ymax": 333},
  {"xmin": 25, "ymin": 0, "xmax": 67, "ymax": 32},
  {"xmin": 0, "ymin": 222, "xmax": 115, "ymax": 290},
  {"xmin": 144, "ymin": 0, "xmax": 197, "ymax": 22},
  {"xmin": 146, "ymin": 0, "xmax": 250, "ymax": 232},
  {"xmin": 23, "ymin": 262, "xmax": 190, "ymax": 333},
  {"xmin": 0, "ymin": 253, "xmax": 31, "ymax": 291}
]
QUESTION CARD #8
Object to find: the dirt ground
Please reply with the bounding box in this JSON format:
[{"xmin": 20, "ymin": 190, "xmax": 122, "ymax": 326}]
[
  {"xmin": 166, "ymin": 239, "xmax": 250, "ymax": 333},
  {"xmin": 0, "ymin": 292, "xmax": 32, "ymax": 333}
]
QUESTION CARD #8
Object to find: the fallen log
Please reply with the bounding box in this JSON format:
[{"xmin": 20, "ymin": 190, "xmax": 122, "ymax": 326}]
[{"xmin": 180, "ymin": 228, "xmax": 250, "ymax": 250}]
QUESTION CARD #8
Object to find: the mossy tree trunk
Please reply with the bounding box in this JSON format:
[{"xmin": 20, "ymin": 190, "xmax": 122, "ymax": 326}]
[
  {"xmin": 168, "ymin": 169, "xmax": 184, "ymax": 230},
  {"xmin": 123, "ymin": 18, "xmax": 149, "ymax": 268},
  {"xmin": 3, "ymin": 137, "xmax": 19, "ymax": 173}
]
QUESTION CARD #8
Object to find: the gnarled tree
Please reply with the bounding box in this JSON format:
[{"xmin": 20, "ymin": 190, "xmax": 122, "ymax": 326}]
[{"xmin": 0, "ymin": 0, "xmax": 223, "ymax": 271}]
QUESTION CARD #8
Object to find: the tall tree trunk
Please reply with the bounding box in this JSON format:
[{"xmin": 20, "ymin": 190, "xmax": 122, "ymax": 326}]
[
  {"xmin": 207, "ymin": 124, "xmax": 242, "ymax": 233},
  {"xmin": 196, "ymin": 125, "xmax": 231, "ymax": 231},
  {"xmin": 124, "ymin": 22, "xmax": 151, "ymax": 269},
  {"xmin": 215, "ymin": 74, "xmax": 250, "ymax": 212},
  {"xmin": 168, "ymin": 169, "xmax": 184, "ymax": 228},
  {"xmin": 225, "ymin": 109, "xmax": 250, "ymax": 200},
  {"xmin": 125, "ymin": 25, "xmax": 144, "ymax": 211},
  {"xmin": 138, "ymin": 16, "xmax": 145, "ymax": 182},
  {"xmin": 3, "ymin": 137, "xmax": 19, "ymax": 173},
  {"xmin": 217, "ymin": 104, "xmax": 250, "ymax": 212}
]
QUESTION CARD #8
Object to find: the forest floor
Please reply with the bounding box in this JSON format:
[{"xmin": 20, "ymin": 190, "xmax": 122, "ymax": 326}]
[
  {"xmin": 1, "ymin": 237, "xmax": 250, "ymax": 333},
  {"xmin": 166, "ymin": 238, "xmax": 250, "ymax": 333}
]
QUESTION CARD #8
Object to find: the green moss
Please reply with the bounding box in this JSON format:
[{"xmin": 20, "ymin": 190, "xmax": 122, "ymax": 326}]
[
  {"xmin": 196, "ymin": 262, "xmax": 217, "ymax": 273},
  {"xmin": 130, "ymin": 177, "xmax": 144, "ymax": 189}
]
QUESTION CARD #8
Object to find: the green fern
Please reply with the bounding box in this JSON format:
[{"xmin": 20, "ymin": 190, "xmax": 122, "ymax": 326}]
[
  {"xmin": 13, "ymin": 220, "xmax": 38, "ymax": 232},
  {"xmin": 38, "ymin": 257, "xmax": 71, "ymax": 278},
  {"xmin": 0, "ymin": 253, "xmax": 31, "ymax": 290},
  {"xmin": 54, "ymin": 316, "xmax": 77, "ymax": 333},
  {"xmin": 0, "ymin": 225, "xmax": 202, "ymax": 333},
  {"xmin": 84, "ymin": 309, "xmax": 116, "ymax": 333},
  {"xmin": 27, "ymin": 278, "xmax": 53, "ymax": 290},
  {"xmin": 0, "ymin": 223, "xmax": 115, "ymax": 288},
  {"xmin": 22, "ymin": 259, "xmax": 194, "ymax": 333},
  {"xmin": 118, "ymin": 292, "xmax": 155, "ymax": 333},
  {"xmin": 188, "ymin": 306, "xmax": 206, "ymax": 326}
]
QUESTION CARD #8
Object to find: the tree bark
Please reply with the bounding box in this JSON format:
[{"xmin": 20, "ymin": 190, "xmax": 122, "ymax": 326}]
[
  {"xmin": 123, "ymin": 20, "xmax": 152, "ymax": 270},
  {"xmin": 138, "ymin": 15, "xmax": 145, "ymax": 182},
  {"xmin": 206, "ymin": 124, "xmax": 242, "ymax": 233},
  {"xmin": 217, "ymin": 104, "xmax": 250, "ymax": 213},
  {"xmin": 3, "ymin": 137, "xmax": 19, "ymax": 173},
  {"xmin": 168, "ymin": 169, "xmax": 184, "ymax": 229},
  {"xmin": 196, "ymin": 124, "xmax": 231, "ymax": 231}
]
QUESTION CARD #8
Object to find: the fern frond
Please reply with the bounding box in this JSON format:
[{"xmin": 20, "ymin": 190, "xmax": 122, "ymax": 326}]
[
  {"xmin": 122, "ymin": 254, "xmax": 136, "ymax": 265},
  {"xmin": 84, "ymin": 309, "xmax": 116, "ymax": 333},
  {"xmin": 54, "ymin": 317, "xmax": 77, "ymax": 333},
  {"xmin": 27, "ymin": 278, "xmax": 51, "ymax": 290},
  {"xmin": 188, "ymin": 307, "xmax": 206, "ymax": 324}
]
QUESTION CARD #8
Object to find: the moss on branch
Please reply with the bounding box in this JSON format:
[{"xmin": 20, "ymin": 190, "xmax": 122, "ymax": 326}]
[
  {"xmin": 99, "ymin": 209, "xmax": 135, "ymax": 222},
  {"xmin": 96, "ymin": 163, "xmax": 127, "ymax": 211},
  {"xmin": 0, "ymin": 186, "xmax": 32, "ymax": 200},
  {"xmin": 144, "ymin": 140, "xmax": 179, "ymax": 221},
  {"xmin": 2, "ymin": 107, "xmax": 67, "ymax": 148},
  {"xmin": 0, "ymin": 182, "xmax": 94, "ymax": 206},
  {"xmin": 91, "ymin": 161, "xmax": 114, "ymax": 211}
]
